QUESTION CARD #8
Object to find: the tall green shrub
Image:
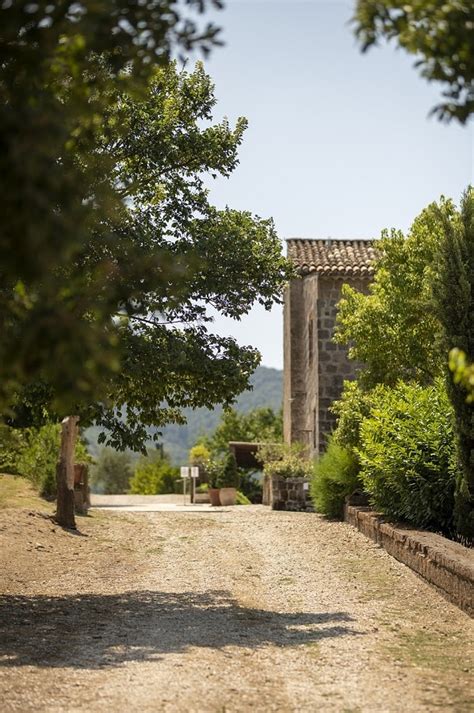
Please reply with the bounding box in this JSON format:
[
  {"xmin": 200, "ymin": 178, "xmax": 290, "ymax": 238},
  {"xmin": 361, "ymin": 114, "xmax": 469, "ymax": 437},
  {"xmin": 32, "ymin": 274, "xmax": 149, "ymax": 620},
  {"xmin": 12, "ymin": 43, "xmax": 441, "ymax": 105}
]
[
  {"xmin": 311, "ymin": 439, "xmax": 361, "ymax": 518},
  {"xmin": 357, "ymin": 380, "xmax": 457, "ymax": 534},
  {"xmin": 433, "ymin": 187, "xmax": 474, "ymax": 540}
]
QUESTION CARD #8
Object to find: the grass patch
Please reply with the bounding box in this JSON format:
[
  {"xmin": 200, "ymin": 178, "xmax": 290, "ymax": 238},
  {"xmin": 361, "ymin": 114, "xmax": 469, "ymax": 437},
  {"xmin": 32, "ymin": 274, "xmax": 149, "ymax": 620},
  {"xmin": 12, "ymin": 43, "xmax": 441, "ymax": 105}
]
[
  {"xmin": 145, "ymin": 546, "xmax": 163, "ymax": 555},
  {"xmin": 385, "ymin": 629, "xmax": 471, "ymax": 672},
  {"xmin": 0, "ymin": 473, "xmax": 48, "ymax": 511},
  {"xmin": 338, "ymin": 555, "xmax": 395, "ymax": 601}
]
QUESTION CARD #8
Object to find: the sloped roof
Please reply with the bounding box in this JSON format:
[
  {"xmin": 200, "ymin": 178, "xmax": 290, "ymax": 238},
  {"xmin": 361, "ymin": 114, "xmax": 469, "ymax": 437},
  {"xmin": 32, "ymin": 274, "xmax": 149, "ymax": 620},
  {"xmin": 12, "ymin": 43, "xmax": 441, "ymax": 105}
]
[{"xmin": 287, "ymin": 239, "xmax": 377, "ymax": 277}]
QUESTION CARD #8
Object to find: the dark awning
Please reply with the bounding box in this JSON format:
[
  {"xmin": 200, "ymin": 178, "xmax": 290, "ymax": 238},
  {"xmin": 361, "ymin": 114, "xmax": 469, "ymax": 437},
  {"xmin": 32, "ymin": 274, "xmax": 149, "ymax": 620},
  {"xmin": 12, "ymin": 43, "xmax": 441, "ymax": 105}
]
[{"xmin": 228, "ymin": 441, "xmax": 262, "ymax": 469}]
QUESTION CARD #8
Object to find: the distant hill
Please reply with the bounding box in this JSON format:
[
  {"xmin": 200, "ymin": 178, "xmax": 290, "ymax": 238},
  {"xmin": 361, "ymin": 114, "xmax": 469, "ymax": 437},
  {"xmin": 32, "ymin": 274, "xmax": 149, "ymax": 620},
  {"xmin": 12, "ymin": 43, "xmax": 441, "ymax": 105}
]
[{"xmin": 85, "ymin": 366, "xmax": 283, "ymax": 465}]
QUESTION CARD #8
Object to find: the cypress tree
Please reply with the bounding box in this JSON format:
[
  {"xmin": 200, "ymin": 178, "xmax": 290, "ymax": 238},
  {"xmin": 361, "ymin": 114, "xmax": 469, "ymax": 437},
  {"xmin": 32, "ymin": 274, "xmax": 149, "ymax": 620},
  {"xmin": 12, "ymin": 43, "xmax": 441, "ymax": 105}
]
[{"xmin": 433, "ymin": 188, "xmax": 474, "ymax": 541}]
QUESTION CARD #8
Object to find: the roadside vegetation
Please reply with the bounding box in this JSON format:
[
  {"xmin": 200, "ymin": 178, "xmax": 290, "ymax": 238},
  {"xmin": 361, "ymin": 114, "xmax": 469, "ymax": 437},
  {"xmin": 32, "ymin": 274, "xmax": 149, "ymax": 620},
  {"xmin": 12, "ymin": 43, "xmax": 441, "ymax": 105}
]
[
  {"xmin": 0, "ymin": 473, "xmax": 48, "ymax": 511},
  {"xmin": 311, "ymin": 191, "xmax": 474, "ymax": 543},
  {"xmin": 0, "ymin": 424, "xmax": 90, "ymax": 500}
]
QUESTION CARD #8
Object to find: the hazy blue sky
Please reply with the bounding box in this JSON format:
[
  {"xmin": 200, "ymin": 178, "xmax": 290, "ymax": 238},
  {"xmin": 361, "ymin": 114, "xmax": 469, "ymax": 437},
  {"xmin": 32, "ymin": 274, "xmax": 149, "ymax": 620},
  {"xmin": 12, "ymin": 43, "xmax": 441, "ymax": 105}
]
[{"xmin": 198, "ymin": 0, "xmax": 473, "ymax": 369}]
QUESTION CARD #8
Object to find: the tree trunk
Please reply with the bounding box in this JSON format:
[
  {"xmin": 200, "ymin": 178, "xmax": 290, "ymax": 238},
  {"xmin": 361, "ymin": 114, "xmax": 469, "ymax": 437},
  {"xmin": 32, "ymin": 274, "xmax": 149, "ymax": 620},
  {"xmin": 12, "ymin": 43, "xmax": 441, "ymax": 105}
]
[{"xmin": 55, "ymin": 415, "xmax": 79, "ymax": 529}]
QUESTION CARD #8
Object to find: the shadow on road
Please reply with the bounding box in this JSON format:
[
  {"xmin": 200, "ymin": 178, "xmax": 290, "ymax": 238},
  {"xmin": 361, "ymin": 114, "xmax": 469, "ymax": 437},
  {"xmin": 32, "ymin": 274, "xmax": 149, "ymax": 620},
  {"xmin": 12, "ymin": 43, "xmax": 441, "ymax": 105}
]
[{"xmin": 0, "ymin": 590, "xmax": 361, "ymax": 669}]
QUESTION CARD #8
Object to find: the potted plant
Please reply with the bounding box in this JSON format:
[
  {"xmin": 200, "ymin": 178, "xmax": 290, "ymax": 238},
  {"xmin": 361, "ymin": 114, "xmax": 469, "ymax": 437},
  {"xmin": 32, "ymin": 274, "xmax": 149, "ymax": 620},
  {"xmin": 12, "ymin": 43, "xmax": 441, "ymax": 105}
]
[{"xmin": 216, "ymin": 453, "xmax": 240, "ymax": 506}]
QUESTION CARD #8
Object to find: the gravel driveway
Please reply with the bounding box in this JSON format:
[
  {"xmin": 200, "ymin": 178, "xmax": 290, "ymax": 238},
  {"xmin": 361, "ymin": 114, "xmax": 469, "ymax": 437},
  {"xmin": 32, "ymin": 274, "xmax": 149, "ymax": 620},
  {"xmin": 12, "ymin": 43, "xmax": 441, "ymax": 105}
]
[{"xmin": 0, "ymin": 502, "xmax": 472, "ymax": 712}]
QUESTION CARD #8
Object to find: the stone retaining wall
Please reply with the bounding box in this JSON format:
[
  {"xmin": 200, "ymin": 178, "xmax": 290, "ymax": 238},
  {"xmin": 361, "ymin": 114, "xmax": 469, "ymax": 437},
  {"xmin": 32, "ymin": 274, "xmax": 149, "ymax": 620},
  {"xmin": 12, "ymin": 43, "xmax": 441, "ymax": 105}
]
[
  {"xmin": 264, "ymin": 475, "xmax": 314, "ymax": 512},
  {"xmin": 344, "ymin": 504, "xmax": 474, "ymax": 617}
]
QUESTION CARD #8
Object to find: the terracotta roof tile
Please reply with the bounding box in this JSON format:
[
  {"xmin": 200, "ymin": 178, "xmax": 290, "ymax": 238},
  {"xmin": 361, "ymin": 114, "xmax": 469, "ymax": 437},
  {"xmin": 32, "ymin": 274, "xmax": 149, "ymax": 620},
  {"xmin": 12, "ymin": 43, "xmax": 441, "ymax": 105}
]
[{"xmin": 287, "ymin": 238, "xmax": 378, "ymax": 277}]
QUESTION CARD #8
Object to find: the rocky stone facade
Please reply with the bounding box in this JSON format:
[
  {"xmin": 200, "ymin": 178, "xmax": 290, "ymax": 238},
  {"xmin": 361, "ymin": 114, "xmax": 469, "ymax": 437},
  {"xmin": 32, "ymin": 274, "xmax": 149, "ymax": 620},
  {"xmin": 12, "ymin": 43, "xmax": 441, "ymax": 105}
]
[
  {"xmin": 263, "ymin": 474, "xmax": 314, "ymax": 512},
  {"xmin": 284, "ymin": 240, "xmax": 376, "ymax": 456}
]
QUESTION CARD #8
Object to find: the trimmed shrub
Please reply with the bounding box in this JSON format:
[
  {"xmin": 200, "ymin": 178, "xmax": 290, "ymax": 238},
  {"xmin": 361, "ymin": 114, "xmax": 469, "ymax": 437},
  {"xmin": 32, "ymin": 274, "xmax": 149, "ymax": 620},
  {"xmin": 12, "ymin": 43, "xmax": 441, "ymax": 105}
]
[
  {"xmin": 357, "ymin": 380, "xmax": 457, "ymax": 534},
  {"xmin": 432, "ymin": 187, "xmax": 474, "ymax": 540},
  {"xmin": 311, "ymin": 438, "xmax": 361, "ymax": 518}
]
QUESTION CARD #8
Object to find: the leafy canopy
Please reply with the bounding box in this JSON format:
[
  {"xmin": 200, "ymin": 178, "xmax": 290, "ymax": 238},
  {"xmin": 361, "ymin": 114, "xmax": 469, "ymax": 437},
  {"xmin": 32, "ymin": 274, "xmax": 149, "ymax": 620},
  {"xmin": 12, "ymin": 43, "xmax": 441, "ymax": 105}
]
[
  {"xmin": 335, "ymin": 200, "xmax": 454, "ymax": 388},
  {"xmin": 6, "ymin": 62, "xmax": 292, "ymax": 451},
  {"xmin": 0, "ymin": 0, "xmax": 224, "ymax": 412},
  {"xmin": 353, "ymin": 1, "xmax": 474, "ymax": 123}
]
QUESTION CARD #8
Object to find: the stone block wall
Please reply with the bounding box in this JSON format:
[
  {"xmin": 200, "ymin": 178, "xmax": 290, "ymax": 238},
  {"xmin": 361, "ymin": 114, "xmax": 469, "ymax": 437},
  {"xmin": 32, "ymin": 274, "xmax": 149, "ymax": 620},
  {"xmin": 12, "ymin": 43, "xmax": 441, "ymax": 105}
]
[
  {"xmin": 264, "ymin": 475, "xmax": 314, "ymax": 512},
  {"xmin": 344, "ymin": 504, "xmax": 474, "ymax": 616},
  {"xmin": 284, "ymin": 273, "xmax": 370, "ymax": 456},
  {"xmin": 316, "ymin": 277, "xmax": 368, "ymax": 451}
]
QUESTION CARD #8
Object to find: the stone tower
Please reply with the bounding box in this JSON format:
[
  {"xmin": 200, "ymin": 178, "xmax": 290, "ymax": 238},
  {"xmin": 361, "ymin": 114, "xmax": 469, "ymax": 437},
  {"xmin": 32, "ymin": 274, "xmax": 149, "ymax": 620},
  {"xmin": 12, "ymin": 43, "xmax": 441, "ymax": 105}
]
[{"xmin": 283, "ymin": 239, "xmax": 376, "ymax": 456}]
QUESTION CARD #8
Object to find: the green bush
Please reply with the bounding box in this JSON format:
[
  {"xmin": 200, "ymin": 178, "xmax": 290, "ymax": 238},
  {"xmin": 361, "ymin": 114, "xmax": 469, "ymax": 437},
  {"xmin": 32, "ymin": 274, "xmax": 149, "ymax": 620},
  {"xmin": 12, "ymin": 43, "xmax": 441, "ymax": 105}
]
[
  {"xmin": 311, "ymin": 439, "xmax": 361, "ymax": 518},
  {"xmin": 357, "ymin": 380, "xmax": 457, "ymax": 534},
  {"xmin": 0, "ymin": 423, "xmax": 90, "ymax": 499},
  {"xmin": 263, "ymin": 448, "xmax": 313, "ymax": 478},
  {"xmin": 332, "ymin": 381, "xmax": 382, "ymax": 452},
  {"xmin": 129, "ymin": 452, "xmax": 180, "ymax": 495},
  {"xmin": 91, "ymin": 448, "xmax": 133, "ymax": 494},
  {"xmin": 0, "ymin": 426, "xmax": 23, "ymax": 475},
  {"xmin": 15, "ymin": 424, "xmax": 60, "ymax": 498}
]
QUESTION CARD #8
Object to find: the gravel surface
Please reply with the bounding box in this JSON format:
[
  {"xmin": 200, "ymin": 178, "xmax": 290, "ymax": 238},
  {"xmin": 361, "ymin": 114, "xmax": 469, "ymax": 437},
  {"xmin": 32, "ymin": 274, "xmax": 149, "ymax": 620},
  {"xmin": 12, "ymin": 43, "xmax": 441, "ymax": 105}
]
[{"xmin": 0, "ymin": 502, "xmax": 473, "ymax": 712}]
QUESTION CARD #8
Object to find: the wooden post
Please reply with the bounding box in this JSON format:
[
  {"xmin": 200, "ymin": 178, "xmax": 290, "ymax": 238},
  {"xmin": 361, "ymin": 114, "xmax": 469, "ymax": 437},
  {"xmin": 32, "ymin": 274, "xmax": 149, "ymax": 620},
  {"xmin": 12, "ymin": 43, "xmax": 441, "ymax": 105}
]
[
  {"xmin": 73, "ymin": 463, "xmax": 90, "ymax": 515},
  {"xmin": 55, "ymin": 415, "xmax": 79, "ymax": 529}
]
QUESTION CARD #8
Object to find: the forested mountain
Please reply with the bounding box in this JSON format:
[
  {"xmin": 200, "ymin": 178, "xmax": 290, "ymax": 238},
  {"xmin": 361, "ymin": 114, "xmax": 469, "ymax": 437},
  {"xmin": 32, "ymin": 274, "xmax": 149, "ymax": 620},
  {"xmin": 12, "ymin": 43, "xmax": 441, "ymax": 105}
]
[{"xmin": 85, "ymin": 366, "xmax": 283, "ymax": 465}]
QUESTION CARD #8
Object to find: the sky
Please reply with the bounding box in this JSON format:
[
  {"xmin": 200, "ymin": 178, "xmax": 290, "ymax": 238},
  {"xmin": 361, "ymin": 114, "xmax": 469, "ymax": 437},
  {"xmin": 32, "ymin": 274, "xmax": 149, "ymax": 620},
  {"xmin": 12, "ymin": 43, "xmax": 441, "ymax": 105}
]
[{"xmin": 195, "ymin": 0, "xmax": 473, "ymax": 369}]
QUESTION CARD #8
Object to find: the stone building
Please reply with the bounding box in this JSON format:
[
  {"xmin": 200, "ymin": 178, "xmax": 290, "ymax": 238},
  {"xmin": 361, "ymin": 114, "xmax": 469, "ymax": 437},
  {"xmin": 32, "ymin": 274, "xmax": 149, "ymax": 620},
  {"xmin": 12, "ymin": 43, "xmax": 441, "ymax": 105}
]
[{"xmin": 283, "ymin": 239, "xmax": 377, "ymax": 457}]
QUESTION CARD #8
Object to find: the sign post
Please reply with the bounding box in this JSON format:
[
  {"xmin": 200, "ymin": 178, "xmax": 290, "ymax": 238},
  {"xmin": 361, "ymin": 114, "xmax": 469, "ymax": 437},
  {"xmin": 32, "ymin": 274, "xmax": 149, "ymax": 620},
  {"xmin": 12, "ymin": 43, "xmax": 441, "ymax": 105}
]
[
  {"xmin": 180, "ymin": 467, "xmax": 190, "ymax": 505},
  {"xmin": 190, "ymin": 466, "xmax": 199, "ymax": 504}
]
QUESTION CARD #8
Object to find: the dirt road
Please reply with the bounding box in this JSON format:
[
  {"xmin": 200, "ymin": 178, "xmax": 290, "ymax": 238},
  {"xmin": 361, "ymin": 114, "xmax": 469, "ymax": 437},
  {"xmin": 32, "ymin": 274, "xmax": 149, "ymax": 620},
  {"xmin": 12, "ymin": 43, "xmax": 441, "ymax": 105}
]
[{"xmin": 0, "ymin": 496, "xmax": 473, "ymax": 712}]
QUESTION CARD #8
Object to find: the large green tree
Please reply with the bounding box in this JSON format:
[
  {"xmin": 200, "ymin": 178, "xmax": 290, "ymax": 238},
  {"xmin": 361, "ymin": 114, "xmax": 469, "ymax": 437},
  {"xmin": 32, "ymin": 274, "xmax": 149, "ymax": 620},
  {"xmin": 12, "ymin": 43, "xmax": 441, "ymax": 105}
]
[
  {"xmin": 0, "ymin": 0, "xmax": 223, "ymax": 412},
  {"xmin": 335, "ymin": 199, "xmax": 452, "ymax": 387},
  {"xmin": 7, "ymin": 62, "xmax": 292, "ymax": 451},
  {"xmin": 353, "ymin": 1, "xmax": 474, "ymax": 123}
]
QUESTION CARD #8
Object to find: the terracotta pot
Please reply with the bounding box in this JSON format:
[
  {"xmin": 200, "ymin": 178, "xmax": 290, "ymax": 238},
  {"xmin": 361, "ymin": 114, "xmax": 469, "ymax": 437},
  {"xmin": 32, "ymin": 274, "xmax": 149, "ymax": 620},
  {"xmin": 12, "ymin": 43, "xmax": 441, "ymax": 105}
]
[
  {"xmin": 209, "ymin": 488, "xmax": 221, "ymax": 506},
  {"xmin": 219, "ymin": 487, "xmax": 237, "ymax": 506}
]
